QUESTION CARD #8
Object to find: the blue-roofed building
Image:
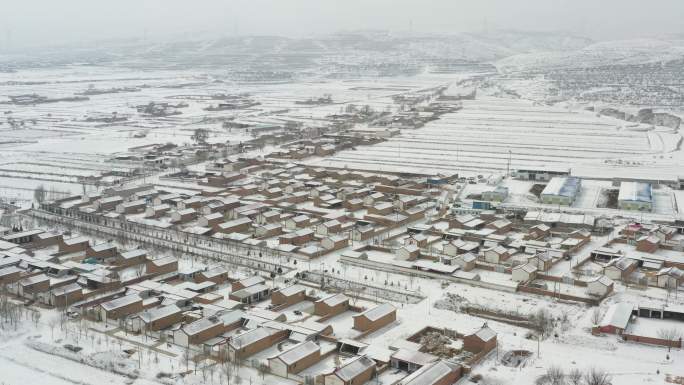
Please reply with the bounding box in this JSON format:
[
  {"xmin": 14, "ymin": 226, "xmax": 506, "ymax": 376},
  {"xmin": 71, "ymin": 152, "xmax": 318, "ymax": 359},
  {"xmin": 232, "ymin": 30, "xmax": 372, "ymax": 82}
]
[
  {"xmin": 540, "ymin": 177, "xmax": 581, "ymax": 206},
  {"xmin": 618, "ymin": 182, "xmax": 653, "ymax": 211}
]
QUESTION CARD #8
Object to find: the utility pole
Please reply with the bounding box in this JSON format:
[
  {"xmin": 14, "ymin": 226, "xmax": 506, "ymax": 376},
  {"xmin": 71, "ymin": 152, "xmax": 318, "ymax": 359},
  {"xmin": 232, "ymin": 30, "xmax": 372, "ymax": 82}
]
[{"xmin": 507, "ymin": 149, "xmax": 512, "ymax": 177}]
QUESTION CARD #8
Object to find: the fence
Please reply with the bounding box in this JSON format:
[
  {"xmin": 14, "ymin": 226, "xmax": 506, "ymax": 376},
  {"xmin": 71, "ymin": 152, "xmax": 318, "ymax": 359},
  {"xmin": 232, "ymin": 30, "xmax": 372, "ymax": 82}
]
[
  {"xmin": 622, "ymin": 334, "xmax": 682, "ymax": 349},
  {"xmin": 300, "ymin": 270, "xmax": 425, "ymax": 304}
]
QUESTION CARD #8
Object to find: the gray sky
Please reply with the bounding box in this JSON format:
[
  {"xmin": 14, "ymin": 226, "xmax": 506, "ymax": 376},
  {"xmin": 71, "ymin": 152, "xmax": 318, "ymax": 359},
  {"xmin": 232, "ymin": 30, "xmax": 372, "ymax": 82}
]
[{"xmin": 2, "ymin": 0, "xmax": 683, "ymax": 47}]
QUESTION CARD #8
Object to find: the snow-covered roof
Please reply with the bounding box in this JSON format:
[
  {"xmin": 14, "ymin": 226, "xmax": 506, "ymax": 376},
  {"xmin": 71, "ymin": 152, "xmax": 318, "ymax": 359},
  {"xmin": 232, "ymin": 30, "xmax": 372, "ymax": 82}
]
[
  {"xmin": 590, "ymin": 275, "xmax": 614, "ymax": 287},
  {"xmin": 183, "ymin": 317, "xmax": 222, "ymax": 336},
  {"xmin": 600, "ymin": 302, "xmax": 633, "ymax": 329},
  {"xmin": 356, "ymin": 303, "xmax": 396, "ymax": 322},
  {"xmin": 398, "ymin": 360, "xmax": 459, "ymax": 385},
  {"xmin": 618, "ymin": 182, "xmax": 652, "ymax": 203},
  {"xmin": 120, "ymin": 249, "xmax": 146, "ymax": 260},
  {"xmin": 139, "ymin": 304, "xmax": 181, "ymax": 323},
  {"xmin": 63, "ymin": 236, "xmax": 89, "ymax": 246},
  {"xmin": 391, "ymin": 349, "xmax": 438, "ymax": 366},
  {"xmin": 229, "ymin": 327, "xmax": 278, "ymax": 348},
  {"xmin": 90, "ymin": 242, "xmax": 115, "ymax": 252},
  {"xmin": 541, "ymin": 177, "xmax": 581, "ymax": 198},
  {"xmin": 276, "ymin": 284, "xmax": 306, "ymax": 297},
  {"xmin": 474, "ymin": 325, "xmax": 497, "ymax": 342},
  {"xmin": 333, "ymin": 356, "xmax": 375, "ymax": 382},
  {"xmin": 318, "ymin": 293, "xmax": 349, "ymax": 307},
  {"xmin": 101, "ymin": 294, "xmax": 141, "ymax": 311},
  {"xmin": 236, "ymin": 275, "xmax": 265, "ymax": 288},
  {"xmin": 272, "ymin": 340, "xmax": 320, "ymax": 365},
  {"xmin": 514, "ymin": 263, "xmax": 538, "ymax": 274}
]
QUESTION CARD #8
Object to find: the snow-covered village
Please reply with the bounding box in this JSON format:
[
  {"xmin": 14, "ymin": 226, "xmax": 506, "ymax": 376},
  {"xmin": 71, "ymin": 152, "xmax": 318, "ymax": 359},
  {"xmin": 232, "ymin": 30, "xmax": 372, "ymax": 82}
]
[{"xmin": 1, "ymin": 2, "xmax": 684, "ymax": 385}]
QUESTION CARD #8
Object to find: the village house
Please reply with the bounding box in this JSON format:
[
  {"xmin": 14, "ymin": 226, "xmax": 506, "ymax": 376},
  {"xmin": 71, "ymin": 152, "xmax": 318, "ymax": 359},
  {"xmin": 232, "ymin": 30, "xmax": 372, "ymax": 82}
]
[
  {"xmin": 391, "ymin": 349, "xmax": 438, "ymax": 373},
  {"xmin": 171, "ymin": 208, "xmax": 197, "ymax": 224},
  {"xmin": 368, "ymin": 202, "xmax": 394, "ymax": 216},
  {"xmin": 279, "ymin": 229, "xmax": 315, "ymax": 246},
  {"xmin": 33, "ymin": 231, "xmax": 63, "ymax": 248},
  {"xmin": 482, "ymin": 186, "xmax": 509, "ymax": 202},
  {"xmin": 527, "ymin": 252, "xmax": 553, "ymax": 272},
  {"xmin": 603, "ymin": 257, "xmax": 638, "ymax": 281},
  {"xmin": 0, "ymin": 266, "xmax": 22, "ymax": 286},
  {"xmin": 197, "ymin": 266, "xmax": 229, "ymax": 284},
  {"xmin": 395, "ymin": 360, "xmax": 462, "ymax": 385},
  {"xmin": 352, "ymin": 224, "xmax": 375, "ymax": 242},
  {"xmin": 268, "ymin": 340, "xmax": 321, "ymax": 377},
  {"xmin": 656, "ymin": 267, "xmax": 684, "ymax": 289},
  {"xmin": 285, "ymin": 214, "xmax": 310, "ymax": 230},
  {"xmin": 324, "ymin": 355, "xmax": 376, "ymax": 385},
  {"xmin": 317, "ymin": 219, "xmax": 342, "ymax": 236},
  {"xmin": 94, "ymin": 196, "xmax": 123, "ymax": 211},
  {"xmin": 512, "ymin": 263, "xmax": 537, "ymax": 282},
  {"xmin": 146, "ymin": 256, "xmax": 178, "ymax": 276},
  {"xmin": 49, "ymin": 282, "xmax": 84, "ymax": 308},
  {"xmin": 444, "ymin": 239, "xmax": 479, "ymax": 256},
  {"xmin": 256, "ymin": 210, "xmax": 281, "ymax": 225},
  {"xmin": 99, "ymin": 294, "xmax": 144, "ymax": 324},
  {"xmin": 525, "ymin": 224, "xmax": 551, "ymax": 240},
  {"xmin": 198, "ymin": 212, "xmax": 224, "ymax": 229},
  {"xmin": 217, "ymin": 217, "xmax": 252, "ymax": 234},
  {"xmin": 271, "ymin": 284, "xmax": 307, "ymax": 307},
  {"xmin": 117, "ymin": 248, "xmax": 147, "ymax": 267},
  {"xmin": 230, "ymin": 283, "xmax": 271, "ymax": 304},
  {"xmin": 129, "ymin": 304, "xmax": 183, "ymax": 333},
  {"xmin": 59, "ymin": 236, "xmax": 90, "ymax": 254},
  {"xmin": 255, "ymin": 223, "xmax": 283, "ymax": 238},
  {"xmin": 397, "ymin": 244, "xmax": 420, "ymax": 261},
  {"xmin": 17, "ymin": 274, "xmax": 50, "ymax": 300},
  {"xmin": 116, "ymin": 199, "xmax": 146, "ymax": 214},
  {"xmin": 636, "ymin": 235, "xmax": 660, "ymax": 253},
  {"xmin": 322, "ymin": 235, "xmax": 349, "ymax": 251},
  {"xmin": 598, "ymin": 302, "xmax": 633, "ymax": 334},
  {"xmin": 227, "ymin": 327, "xmax": 289, "ymax": 360},
  {"xmin": 486, "ymin": 218, "xmax": 513, "ymax": 234},
  {"xmin": 145, "ymin": 204, "xmax": 171, "ymax": 218},
  {"xmin": 353, "ymin": 303, "xmax": 396, "ymax": 332},
  {"xmin": 482, "ymin": 245, "xmax": 510, "ymax": 264},
  {"xmin": 174, "ymin": 316, "xmax": 224, "ymax": 347},
  {"xmin": 232, "ymin": 276, "xmax": 265, "ymax": 291},
  {"xmin": 86, "ymin": 242, "xmax": 117, "ymax": 260},
  {"xmin": 540, "ymin": 177, "xmax": 581, "ymax": 206},
  {"xmin": 463, "ymin": 324, "xmax": 497, "ymax": 353},
  {"xmin": 587, "ymin": 275, "xmax": 614, "ymax": 297},
  {"xmin": 314, "ymin": 293, "xmax": 350, "ymax": 318},
  {"xmin": 405, "ymin": 233, "xmax": 429, "ymax": 248}
]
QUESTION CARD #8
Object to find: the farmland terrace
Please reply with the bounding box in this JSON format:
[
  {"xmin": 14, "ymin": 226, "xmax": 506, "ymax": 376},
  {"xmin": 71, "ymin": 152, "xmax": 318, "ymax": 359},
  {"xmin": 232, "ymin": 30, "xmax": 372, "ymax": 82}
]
[{"xmin": 309, "ymin": 97, "xmax": 676, "ymax": 176}]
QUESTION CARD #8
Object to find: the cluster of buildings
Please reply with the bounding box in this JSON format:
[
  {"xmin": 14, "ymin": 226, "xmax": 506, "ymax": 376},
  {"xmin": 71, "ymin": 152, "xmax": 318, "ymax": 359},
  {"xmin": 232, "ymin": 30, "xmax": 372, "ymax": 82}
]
[
  {"xmin": 40, "ymin": 158, "xmax": 441, "ymax": 261},
  {"xmin": 0, "ymin": 225, "xmax": 496, "ymax": 385}
]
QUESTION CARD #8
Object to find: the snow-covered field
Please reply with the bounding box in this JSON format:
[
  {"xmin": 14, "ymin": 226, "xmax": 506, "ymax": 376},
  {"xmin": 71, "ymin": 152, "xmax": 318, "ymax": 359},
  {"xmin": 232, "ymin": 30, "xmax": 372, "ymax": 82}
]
[{"xmin": 308, "ymin": 97, "xmax": 676, "ymax": 176}]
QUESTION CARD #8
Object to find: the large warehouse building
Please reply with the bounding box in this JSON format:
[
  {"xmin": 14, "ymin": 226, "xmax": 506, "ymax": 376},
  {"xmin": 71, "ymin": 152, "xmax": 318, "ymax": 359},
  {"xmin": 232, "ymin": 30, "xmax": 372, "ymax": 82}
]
[
  {"xmin": 618, "ymin": 182, "xmax": 653, "ymax": 211},
  {"xmin": 540, "ymin": 177, "xmax": 581, "ymax": 206}
]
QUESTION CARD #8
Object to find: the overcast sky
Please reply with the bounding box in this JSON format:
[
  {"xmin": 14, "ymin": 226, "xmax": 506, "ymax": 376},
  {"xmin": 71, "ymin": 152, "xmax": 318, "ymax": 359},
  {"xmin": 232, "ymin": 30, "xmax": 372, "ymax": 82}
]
[{"xmin": 2, "ymin": 0, "xmax": 683, "ymax": 47}]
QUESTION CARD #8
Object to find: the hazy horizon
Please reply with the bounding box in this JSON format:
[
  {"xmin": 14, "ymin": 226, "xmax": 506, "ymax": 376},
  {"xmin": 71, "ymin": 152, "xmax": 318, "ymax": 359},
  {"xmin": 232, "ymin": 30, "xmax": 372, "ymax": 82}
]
[{"xmin": 2, "ymin": 0, "xmax": 683, "ymax": 49}]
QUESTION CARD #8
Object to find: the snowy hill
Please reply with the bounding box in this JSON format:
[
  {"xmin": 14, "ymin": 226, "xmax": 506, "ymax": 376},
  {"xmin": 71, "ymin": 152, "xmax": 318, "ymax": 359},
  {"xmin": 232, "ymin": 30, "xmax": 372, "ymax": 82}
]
[{"xmin": 496, "ymin": 38, "xmax": 684, "ymax": 72}]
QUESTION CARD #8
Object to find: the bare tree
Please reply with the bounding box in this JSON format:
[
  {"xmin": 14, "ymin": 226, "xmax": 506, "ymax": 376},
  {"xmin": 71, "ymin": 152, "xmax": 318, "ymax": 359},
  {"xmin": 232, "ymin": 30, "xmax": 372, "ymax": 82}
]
[
  {"xmin": 34, "ymin": 185, "xmax": 46, "ymax": 203},
  {"xmin": 590, "ymin": 308, "xmax": 602, "ymax": 326},
  {"xmin": 531, "ymin": 308, "xmax": 555, "ymax": 339},
  {"xmin": 536, "ymin": 365, "xmax": 565, "ymax": 385},
  {"xmin": 256, "ymin": 363, "xmax": 270, "ymax": 380},
  {"xmin": 222, "ymin": 360, "xmax": 232, "ymax": 385},
  {"xmin": 584, "ymin": 367, "xmax": 611, "ymax": 385},
  {"xmin": 567, "ymin": 368, "xmax": 583, "ymax": 385},
  {"xmin": 657, "ymin": 327, "xmax": 683, "ymax": 352}
]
